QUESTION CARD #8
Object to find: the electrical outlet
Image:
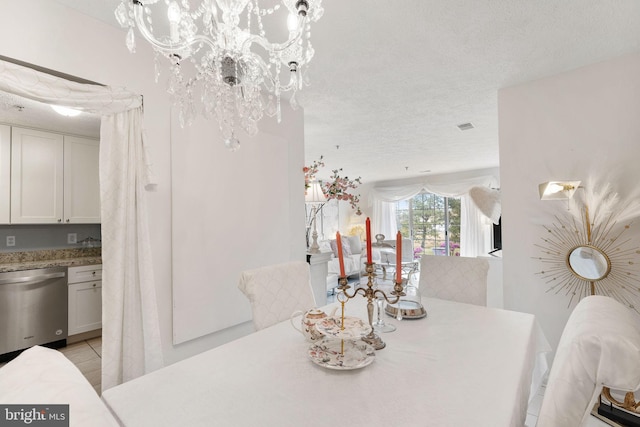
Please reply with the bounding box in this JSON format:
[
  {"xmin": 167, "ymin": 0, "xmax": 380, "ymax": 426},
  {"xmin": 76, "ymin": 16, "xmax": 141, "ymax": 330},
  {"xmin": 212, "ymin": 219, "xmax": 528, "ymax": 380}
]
[
  {"xmin": 6, "ymin": 236, "xmax": 15, "ymax": 247},
  {"xmin": 67, "ymin": 233, "xmax": 77, "ymax": 244}
]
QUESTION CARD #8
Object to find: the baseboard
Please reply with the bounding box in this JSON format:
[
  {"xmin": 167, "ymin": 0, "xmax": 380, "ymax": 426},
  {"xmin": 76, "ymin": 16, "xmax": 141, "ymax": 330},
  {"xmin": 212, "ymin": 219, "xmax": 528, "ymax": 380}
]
[{"xmin": 67, "ymin": 329, "xmax": 102, "ymax": 344}]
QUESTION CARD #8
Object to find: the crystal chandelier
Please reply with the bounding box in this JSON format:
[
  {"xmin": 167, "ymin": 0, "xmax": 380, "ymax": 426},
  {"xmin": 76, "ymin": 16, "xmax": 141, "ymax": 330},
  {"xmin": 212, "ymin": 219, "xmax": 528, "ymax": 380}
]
[{"xmin": 115, "ymin": 0, "xmax": 323, "ymax": 151}]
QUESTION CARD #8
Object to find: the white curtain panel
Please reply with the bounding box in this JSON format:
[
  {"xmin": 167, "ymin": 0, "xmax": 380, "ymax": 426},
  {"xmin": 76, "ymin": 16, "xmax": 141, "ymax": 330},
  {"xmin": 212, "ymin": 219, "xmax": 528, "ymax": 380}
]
[
  {"xmin": 100, "ymin": 110, "xmax": 163, "ymax": 391},
  {"xmin": 0, "ymin": 59, "xmax": 163, "ymax": 391},
  {"xmin": 372, "ymin": 199, "xmax": 397, "ymax": 238},
  {"xmin": 460, "ymin": 194, "xmax": 493, "ymax": 257}
]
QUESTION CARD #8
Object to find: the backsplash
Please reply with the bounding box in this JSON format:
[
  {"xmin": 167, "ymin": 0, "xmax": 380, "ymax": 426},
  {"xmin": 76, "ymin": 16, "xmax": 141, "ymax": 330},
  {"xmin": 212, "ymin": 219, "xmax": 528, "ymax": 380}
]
[{"xmin": 0, "ymin": 224, "xmax": 101, "ymax": 253}]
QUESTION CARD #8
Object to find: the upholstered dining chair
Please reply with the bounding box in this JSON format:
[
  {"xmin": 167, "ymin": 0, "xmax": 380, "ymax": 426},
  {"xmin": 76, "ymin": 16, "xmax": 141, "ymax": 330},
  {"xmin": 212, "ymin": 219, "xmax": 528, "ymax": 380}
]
[
  {"xmin": 537, "ymin": 295, "xmax": 640, "ymax": 427},
  {"xmin": 238, "ymin": 260, "xmax": 316, "ymax": 331},
  {"xmin": 418, "ymin": 255, "xmax": 489, "ymax": 306}
]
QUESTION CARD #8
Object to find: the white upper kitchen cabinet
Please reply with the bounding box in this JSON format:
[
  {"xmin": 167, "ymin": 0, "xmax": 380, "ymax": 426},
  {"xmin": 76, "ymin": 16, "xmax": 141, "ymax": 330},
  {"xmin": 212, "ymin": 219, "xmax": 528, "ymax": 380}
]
[
  {"xmin": 10, "ymin": 127, "xmax": 100, "ymax": 224},
  {"xmin": 64, "ymin": 135, "xmax": 100, "ymax": 223},
  {"xmin": 0, "ymin": 125, "xmax": 10, "ymax": 224},
  {"xmin": 10, "ymin": 127, "xmax": 64, "ymax": 224}
]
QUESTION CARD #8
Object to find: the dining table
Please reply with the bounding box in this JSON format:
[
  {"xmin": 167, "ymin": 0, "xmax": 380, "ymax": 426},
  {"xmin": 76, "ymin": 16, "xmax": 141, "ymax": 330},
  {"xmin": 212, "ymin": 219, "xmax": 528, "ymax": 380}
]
[{"xmin": 102, "ymin": 296, "xmax": 551, "ymax": 427}]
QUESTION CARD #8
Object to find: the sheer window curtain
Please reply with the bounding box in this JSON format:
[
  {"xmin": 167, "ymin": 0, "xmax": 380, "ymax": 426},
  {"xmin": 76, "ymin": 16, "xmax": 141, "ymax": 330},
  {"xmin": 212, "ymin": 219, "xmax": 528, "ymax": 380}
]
[
  {"xmin": 460, "ymin": 194, "xmax": 493, "ymax": 257},
  {"xmin": 369, "ymin": 168, "xmax": 499, "ymax": 257},
  {"xmin": 0, "ymin": 59, "xmax": 163, "ymax": 391},
  {"xmin": 373, "ymin": 200, "xmax": 398, "ymax": 238},
  {"xmin": 370, "ymin": 182, "xmax": 424, "ymax": 237}
]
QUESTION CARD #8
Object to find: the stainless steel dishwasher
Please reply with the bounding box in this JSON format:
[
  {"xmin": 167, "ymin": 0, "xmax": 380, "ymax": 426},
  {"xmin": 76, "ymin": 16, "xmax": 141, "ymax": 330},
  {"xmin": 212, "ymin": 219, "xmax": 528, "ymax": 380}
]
[{"xmin": 0, "ymin": 266, "xmax": 68, "ymax": 359}]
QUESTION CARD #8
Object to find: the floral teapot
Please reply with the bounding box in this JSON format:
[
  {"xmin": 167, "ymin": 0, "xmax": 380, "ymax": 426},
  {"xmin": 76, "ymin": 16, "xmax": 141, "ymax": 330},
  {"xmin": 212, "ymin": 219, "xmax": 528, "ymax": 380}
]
[{"xmin": 290, "ymin": 307, "xmax": 337, "ymax": 342}]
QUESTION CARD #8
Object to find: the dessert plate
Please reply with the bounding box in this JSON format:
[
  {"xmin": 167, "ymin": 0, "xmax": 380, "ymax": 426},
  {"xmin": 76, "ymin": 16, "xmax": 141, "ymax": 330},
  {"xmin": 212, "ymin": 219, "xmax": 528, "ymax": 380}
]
[
  {"xmin": 314, "ymin": 316, "xmax": 370, "ymax": 340},
  {"xmin": 308, "ymin": 338, "xmax": 375, "ymax": 370}
]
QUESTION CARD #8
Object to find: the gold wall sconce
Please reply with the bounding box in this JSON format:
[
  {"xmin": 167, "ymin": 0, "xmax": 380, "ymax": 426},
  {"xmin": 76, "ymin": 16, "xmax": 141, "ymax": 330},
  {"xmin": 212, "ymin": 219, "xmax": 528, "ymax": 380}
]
[{"xmin": 538, "ymin": 181, "xmax": 582, "ymax": 200}]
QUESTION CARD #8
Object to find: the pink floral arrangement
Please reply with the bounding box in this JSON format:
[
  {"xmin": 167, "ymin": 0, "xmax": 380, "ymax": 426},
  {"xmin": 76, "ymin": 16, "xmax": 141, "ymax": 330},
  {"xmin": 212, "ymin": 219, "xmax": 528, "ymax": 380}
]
[
  {"xmin": 303, "ymin": 156, "xmax": 325, "ymax": 191},
  {"xmin": 303, "ymin": 157, "xmax": 362, "ymax": 214},
  {"xmin": 323, "ymin": 168, "xmax": 362, "ymax": 214}
]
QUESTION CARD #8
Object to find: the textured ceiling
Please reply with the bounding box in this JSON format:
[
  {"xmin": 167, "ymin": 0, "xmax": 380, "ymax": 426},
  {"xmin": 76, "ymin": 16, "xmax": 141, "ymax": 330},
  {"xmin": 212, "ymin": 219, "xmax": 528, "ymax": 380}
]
[
  {"xmin": 300, "ymin": 0, "xmax": 640, "ymax": 183},
  {"xmin": 0, "ymin": 91, "xmax": 100, "ymax": 138},
  {"xmin": 32, "ymin": 1, "xmax": 640, "ymax": 183}
]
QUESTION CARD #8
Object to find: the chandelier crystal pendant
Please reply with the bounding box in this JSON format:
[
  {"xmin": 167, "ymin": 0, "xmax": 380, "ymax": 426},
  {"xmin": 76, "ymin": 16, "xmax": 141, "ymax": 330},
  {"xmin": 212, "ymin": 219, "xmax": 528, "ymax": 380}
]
[{"xmin": 115, "ymin": 0, "xmax": 323, "ymax": 150}]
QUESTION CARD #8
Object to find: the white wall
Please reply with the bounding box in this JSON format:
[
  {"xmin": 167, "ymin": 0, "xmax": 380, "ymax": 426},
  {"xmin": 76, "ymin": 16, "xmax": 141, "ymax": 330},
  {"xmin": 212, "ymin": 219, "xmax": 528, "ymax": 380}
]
[
  {"xmin": 0, "ymin": 0, "xmax": 305, "ymax": 364},
  {"xmin": 499, "ymin": 52, "xmax": 640, "ymax": 357},
  {"xmin": 171, "ymin": 105, "xmax": 304, "ymax": 345}
]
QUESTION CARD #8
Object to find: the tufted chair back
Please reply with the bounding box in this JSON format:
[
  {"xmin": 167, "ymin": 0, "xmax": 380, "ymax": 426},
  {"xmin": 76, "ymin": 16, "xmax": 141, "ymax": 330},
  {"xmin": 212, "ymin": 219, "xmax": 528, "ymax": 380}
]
[
  {"xmin": 238, "ymin": 261, "xmax": 316, "ymax": 331},
  {"xmin": 418, "ymin": 256, "xmax": 489, "ymax": 306}
]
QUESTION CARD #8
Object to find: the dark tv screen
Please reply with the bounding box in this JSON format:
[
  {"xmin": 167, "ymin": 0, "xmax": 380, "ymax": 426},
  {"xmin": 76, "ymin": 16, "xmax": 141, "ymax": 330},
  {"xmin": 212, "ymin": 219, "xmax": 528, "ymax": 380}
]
[{"xmin": 492, "ymin": 217, "xmax": 502, "ymax": 250}]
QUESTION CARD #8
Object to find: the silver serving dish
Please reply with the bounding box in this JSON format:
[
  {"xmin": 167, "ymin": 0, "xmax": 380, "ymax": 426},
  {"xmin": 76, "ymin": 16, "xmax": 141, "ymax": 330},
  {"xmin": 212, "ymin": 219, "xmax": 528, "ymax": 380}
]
[{"xmin": 385, "ymin": 300, "xmax": 427, "ymax": 319}]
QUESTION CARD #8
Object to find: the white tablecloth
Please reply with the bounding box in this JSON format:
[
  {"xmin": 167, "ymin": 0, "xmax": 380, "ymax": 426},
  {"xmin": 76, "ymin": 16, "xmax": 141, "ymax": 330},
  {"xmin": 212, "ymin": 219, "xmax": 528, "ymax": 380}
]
[{"xmin": 102, "ymin": 298, "xmax": 550, "ymax": 427}]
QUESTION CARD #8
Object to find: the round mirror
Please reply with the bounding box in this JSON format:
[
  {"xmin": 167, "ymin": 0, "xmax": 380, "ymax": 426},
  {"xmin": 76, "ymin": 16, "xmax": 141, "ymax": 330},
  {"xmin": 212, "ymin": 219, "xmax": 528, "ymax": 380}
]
[{"xmin": 567, "ymin": 245, "xmax": 611, "ymax": 281}]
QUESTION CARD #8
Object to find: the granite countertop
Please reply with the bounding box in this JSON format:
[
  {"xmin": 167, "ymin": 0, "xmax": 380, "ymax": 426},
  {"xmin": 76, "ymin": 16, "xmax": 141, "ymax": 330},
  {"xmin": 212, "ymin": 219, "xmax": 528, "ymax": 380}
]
[{"xmin": 0, "ymin": 248, "xmax": 102, "ymax": 273}]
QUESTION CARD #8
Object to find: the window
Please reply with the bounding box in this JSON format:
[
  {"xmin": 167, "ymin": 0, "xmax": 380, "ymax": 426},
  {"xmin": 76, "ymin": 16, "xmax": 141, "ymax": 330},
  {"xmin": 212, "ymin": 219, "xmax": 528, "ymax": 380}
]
[{"xmin": 396, "ymin": 193, "xmax": 461, "ymax": 257}]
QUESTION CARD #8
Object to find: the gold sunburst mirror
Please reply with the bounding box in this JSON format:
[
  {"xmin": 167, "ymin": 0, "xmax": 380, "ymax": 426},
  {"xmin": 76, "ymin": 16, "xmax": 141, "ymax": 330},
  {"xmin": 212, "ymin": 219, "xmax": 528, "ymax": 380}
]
[
  {"xmin": 567, "ymin": 245, "xmax": 610, "ymax": 282},
  {"xmin": 535, "ymin": 182, "xmax": 640, "ymax": 312}
]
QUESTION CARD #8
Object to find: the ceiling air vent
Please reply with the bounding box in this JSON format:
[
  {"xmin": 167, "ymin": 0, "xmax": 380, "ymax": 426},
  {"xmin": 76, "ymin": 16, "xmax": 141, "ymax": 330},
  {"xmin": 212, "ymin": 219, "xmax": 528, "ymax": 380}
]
[{"xmin": 457, "ymin": 122, "xmax": 474, "ymax": 131}]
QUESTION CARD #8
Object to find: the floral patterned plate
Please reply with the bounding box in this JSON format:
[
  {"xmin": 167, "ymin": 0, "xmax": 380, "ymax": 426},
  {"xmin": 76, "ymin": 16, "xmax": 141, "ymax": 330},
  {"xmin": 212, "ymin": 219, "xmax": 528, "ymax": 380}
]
[
  {"xmin": 314, "ymin": 316, "xmax": 371, "ymax": 340},
  {"xmin": 308, "ymin": 338, "xmax": 375, "ymax": 370}
]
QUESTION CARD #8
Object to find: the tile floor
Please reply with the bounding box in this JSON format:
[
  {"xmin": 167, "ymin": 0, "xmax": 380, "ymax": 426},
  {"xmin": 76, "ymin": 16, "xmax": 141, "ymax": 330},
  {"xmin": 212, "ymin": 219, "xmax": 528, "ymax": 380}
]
[
  {"xmin": 525, "ymin": 384, "xmax": 546, "ymax": 426},
  {"xmin": 58, "ymin": 337, "xmax": 103, "ymax": 395}
]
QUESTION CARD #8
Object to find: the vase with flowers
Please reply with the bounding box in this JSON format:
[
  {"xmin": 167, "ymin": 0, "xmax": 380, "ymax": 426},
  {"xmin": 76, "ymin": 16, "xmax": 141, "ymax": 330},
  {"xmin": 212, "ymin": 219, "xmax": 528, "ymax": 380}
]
[
  {"xmin": 304, "ymin": 156, "xmax": 363, "ymax": 215},
  {"xmin": 304, "ymin": 157, "xmax": 363, "ymax": 250}
]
